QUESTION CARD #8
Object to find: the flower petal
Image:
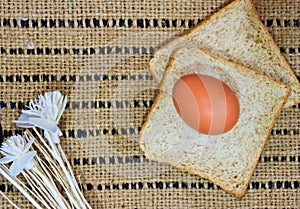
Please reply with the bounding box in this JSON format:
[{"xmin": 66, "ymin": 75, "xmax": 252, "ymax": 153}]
[
  {"xmin": 12, "ymin": 122, "xmax": 35, "ymax": 129},
  {"xmin": 28, "ymin": 117, "xmax": 59, "ymax": 133},
  {"xmin": 9, "ymin": 151, "xmax": 36, "ymax": 176},
  {"xmin": 0, "ymin": 136, "xmax": 23, "ymax": 156},
  {"xmin": 18, "ymin": 113, "xmax": 30, "ymax": 121},
  {"xmin": 23, "ymin": 137, "xmax": 35, "ymax": 153},
  {"xmin": 51, "ymin": 132, "xmax": 60, "ymax": 144},
  {"xmin": 21, "ymin": 110, "xmax": 44, "ymax": 118},
  {"xmin": 12, "ymin": 114, "xmax": 35, "ymax": 128},
  {"xmin": 24, "ymin": 158, "xmax": 36, "ymax": 170},
  {"xmin": 0, "ymin": 155, "xmax": 17, "ymax": 164},
  {"xmin": 44, "ymin": 130, "xmax": 60, "ymax": 144},
  {"xmin": 56, "ymin": 95, "xmax": 68, "ymax": 122}
]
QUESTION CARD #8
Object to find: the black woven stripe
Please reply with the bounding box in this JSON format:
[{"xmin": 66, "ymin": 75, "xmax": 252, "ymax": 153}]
[
  {"xmin": 0, "ymin": 74, "xmax": 154, "ymax": 83},
  {"xmin": 1, "ymin": 128, "xmax": 299, "ymax": 141},
  {"xmin": 84, "ymin": 180, "xmax": 300, "ymax": 191},
  {"xmin": 0, "ymin": 99, "xmax": 154, "ymax": 110},
  {"xmin": 0, "ymin": 18, "xmax": 299, "ymax": 29},
  {"xmin": 279, "ymin": 47, "xmax": 300, "ymax": 54},
  {"xmin": 1, "ymin": 180, "xmax": 298, "ymax": 192},
  {"xmin": 1, "ymin": 127, "xmax": 142, "ymax": 139},
  {"xmin": 271, "ymin": 128, "xmax": 300, "ymax": 135},
  {"xmin": 70, "ymin": 154, "xmax": 299, "ymax": 166},
  {"xmin": 259, "ymin": 155, "xmax": 300, "ymax": 163},
  {"xmin": 72, "ymin": 155, "xmax": 150, "ymax": 166},
  {"xmin": 1, "ymin": 46, "xmax": 298, "ymax": 56},
  {"xmin": 0, "ymin": 124, "xmax": 3, "ymax": 145},
  {"xmin": 0, "ymin": 46, "xmax": 155, "ymax": 55},
  {"xmin": 262, "ymin": 18, "xmax": 300, "ymax": 27}
]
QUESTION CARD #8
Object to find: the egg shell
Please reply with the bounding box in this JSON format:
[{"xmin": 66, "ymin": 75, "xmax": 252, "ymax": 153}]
[{"xmin": 172, "ymin": 74, "xmax": 240, "ymax": 135}]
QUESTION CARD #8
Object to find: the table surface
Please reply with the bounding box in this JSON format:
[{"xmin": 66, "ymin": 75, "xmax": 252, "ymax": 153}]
[{"xmin": 0, "ymin": 0, "xmax": 299, "ymax": 208}]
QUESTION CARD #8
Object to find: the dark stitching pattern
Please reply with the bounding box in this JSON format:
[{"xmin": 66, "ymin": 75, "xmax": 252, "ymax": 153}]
[
  {"xmin": 1, "ymin": 127, "xmax": 143, "ymax": 139},
  {"xmin": 1, "ymin": 127, "xmax": 299, "ymax": 140},
  {"xmin": 72, "ymin": 155, "xmax": 149, "ymax": 166},
  {"xmin": 0, "ymin": 99, "xmax": 154, "ymax": 110},
  {"xmin": 0, "ymin": 46, "xmax": 155, "ymax": 55},
  {"xmin": 0, "ymin": 74, "xmax": 154, "ymax": 83},
  {"xmin": 271, "ymin": 128, "xmax": 300, "ymax": 135},
  {"xmin": 70, "ymin": 154, "xmax": 299, "ymax": 166},
  {"xmin": 0, "ymin": 124, "xmax": 3, "ymax": 145},
  {"xmin": 262, "ymin": 19, "xmax": 300, "ymax": 27},
  {"xmin": 0, "ymin": 18, "xmax": 299, "ymax": 29},
  {"xmin": 0, "ymin": 46, "xmax": 298, "ymax": 56},
  {"xmin": 1, "ymin": 180, "xmax": 298, "ymax": 192}
]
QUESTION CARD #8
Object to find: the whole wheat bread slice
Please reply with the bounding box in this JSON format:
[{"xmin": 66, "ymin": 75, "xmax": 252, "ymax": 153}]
[
  {"xmin": 140, "ymin": 48, "xmax": 290, "ymax": 198},
  {"xmin": 149, "ymin": 0, "xmax": 300, "ymax": 108}
]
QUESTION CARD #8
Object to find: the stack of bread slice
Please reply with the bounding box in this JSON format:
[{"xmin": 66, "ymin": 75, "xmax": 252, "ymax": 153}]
[{"xmin": 139, "ymin": 0, "xmax": 300, "ymax": 198}]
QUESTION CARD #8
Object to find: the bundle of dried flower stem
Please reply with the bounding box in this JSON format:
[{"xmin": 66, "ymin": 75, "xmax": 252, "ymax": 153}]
[{"xmin": 0, "ymin": 91, "xmax": 91, "ymax": 209}]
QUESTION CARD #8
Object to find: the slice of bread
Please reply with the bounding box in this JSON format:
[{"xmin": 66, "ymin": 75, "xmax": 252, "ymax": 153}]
[
  {"xmin": 140, "ymin": 48, "xmax": 290, "ymax": 198},
  {"xmin": 149, "ymin": 0, "xmax": 300, "ymax": 108}
]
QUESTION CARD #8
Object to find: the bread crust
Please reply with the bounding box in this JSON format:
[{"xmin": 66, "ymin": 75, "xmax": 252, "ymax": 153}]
[
  {"xmin": 149, "ymin": 0, "xmax": 241, "ymax": 84},
  {"xmin": 149, "ymin": 0, "xmax": 299, "ymax": 107},
  {"xmin": 246, "ymin": 0, "xmax": 300, "ymax": 106},
  {"xmin": 140, "ymin": 47, "xmax": 290, "ymax": 198}
]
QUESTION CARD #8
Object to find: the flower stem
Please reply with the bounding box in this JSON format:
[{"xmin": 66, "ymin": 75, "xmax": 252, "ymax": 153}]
[
  {"xmin": 30, "ymin": 166, "xmax": 71, "ymax": 209},
  {"xmin": 48, "ymin": 139, "xmax": 87, "ymax": 208},
  {"xmin": 57, "ymin": 143, "xmax": 92, "ymax": 209},
  {"xmin": 22, "ymin": 171, "xmax": 56, "ymax": 209},
  {"xmin": 32, "ymin": 127, "xmax": 91, "ymax": 209},
  {"xmin": 0, "ymin": 165, "xmax": 43, "ymax": 209},
  {"xmin": 35, "ymin": 156, "xmax": 81, "ymax": 209}
]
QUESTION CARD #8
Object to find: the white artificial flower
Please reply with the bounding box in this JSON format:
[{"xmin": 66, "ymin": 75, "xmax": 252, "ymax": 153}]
[
  {"xmin": 0, "ymin": 135, "xmax": 36, "ymax": 176},
  {"xmin": 12, "ymin": 91, "xmax": 68, "ymax": 143}
]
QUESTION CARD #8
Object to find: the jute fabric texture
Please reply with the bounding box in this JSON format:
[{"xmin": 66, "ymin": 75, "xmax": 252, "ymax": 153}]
[{"xmin": 0, "ymin": 0, "xmax": 299, "ymax": 208}]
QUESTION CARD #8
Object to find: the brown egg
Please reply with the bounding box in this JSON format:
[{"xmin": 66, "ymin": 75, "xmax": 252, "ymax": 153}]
[{"xmin": 172, "ymin": 74, "xmax": 240, "ymax": 135}]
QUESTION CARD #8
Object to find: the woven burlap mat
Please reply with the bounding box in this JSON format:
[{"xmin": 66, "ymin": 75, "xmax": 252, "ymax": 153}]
[{"xmin": 0, "ymin": 0, "xmax": 299, "ymax": 208}]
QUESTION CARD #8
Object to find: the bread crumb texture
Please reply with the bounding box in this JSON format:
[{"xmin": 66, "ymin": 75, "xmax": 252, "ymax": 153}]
[
  {"xmin": 140, "ymin": 48, "xmax": 290, "ymax": 198},
  {"xmin": 150, "ymin": 0, "xmax": 300, "ymax": 107}
]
